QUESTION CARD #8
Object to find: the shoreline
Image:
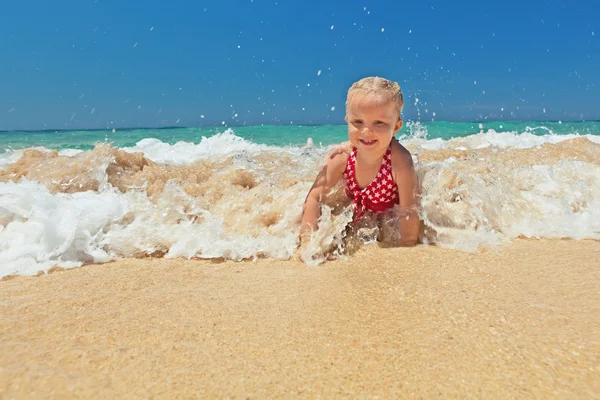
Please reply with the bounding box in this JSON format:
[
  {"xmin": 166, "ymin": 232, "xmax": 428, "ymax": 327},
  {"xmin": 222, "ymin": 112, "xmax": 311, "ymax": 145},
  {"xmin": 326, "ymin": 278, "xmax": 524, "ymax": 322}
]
[{"xmin": 2, "ymin": 239, "xmax": 599, "ymax": 398}]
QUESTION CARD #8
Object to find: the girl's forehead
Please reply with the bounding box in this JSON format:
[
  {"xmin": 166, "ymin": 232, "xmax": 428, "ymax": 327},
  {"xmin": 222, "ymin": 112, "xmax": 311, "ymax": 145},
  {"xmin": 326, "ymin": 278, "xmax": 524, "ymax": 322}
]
[{"xmin": 346, "ymin": 93, "xmax": 396, "ymax": 115}]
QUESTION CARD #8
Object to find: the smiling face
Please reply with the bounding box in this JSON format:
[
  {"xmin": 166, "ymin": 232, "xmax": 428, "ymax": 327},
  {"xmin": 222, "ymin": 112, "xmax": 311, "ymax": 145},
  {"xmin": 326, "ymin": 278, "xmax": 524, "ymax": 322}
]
[{"xmin": 346, "ymin": 93, "xmax": 403, "ymax": 157}]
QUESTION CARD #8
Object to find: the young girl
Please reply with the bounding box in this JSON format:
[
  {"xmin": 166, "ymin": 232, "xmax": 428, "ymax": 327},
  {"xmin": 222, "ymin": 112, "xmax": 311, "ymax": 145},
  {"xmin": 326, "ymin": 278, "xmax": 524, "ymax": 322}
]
[{"xmin": 300, "ymin": 77, "xmax": 420, "ymax": 256}]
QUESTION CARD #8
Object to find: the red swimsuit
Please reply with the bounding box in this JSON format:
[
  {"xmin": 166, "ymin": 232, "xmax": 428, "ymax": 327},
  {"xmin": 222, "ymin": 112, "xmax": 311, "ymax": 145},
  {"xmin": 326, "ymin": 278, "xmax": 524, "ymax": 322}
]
[{"xmin": 344, "ymin": 146, "xmax": 399, "ymax": 221}]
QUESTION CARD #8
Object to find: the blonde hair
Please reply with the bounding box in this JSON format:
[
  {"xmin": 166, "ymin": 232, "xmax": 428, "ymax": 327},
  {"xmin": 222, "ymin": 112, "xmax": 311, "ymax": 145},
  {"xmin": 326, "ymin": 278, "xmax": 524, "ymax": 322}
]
[{"xmin": 346, "ymin": 76, "xmax": 404, "ymax": 118}]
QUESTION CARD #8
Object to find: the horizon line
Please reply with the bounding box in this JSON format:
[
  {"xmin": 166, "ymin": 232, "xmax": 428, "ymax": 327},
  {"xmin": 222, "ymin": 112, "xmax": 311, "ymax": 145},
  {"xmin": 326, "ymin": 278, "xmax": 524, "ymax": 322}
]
[{"xmin": 1, "ymin": 119, "xmax": 598, "ymax": 133}]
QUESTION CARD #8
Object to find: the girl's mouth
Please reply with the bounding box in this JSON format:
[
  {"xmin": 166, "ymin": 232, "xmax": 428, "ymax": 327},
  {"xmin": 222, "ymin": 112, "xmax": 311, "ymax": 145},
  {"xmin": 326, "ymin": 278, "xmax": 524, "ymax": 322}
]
[{"xmin": 359, "ymin": 139, "xmax": 377, "ymax": 146}]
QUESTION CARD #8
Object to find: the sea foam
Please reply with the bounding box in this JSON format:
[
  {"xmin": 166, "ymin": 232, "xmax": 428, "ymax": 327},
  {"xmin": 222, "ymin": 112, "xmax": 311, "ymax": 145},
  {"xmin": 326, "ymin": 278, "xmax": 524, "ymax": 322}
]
[{"xmin": 1, "ymin": 128, "xmax": 599, "ymax": 277}]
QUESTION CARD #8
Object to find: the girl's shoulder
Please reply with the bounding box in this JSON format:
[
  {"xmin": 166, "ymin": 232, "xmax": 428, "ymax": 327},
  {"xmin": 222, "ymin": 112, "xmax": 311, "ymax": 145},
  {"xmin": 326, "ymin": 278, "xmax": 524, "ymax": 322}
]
[{"xmin": 390, "ymin": 139, "xmax": 415, "ymax": 172}]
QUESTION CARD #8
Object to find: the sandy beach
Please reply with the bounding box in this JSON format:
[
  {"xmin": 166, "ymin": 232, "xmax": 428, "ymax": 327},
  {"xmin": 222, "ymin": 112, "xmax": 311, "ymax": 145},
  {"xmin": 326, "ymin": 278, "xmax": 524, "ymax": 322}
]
[{"xmin": 1, "ymin": 239, "xmax": 599, "ymax": 399}]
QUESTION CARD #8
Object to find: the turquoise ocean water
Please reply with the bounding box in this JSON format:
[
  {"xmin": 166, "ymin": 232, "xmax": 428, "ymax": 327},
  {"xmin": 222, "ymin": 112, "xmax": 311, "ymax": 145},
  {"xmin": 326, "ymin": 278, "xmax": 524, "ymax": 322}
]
[{"xmin": 1, "ymin": 120, "xmax": 599, "ymax": 151}]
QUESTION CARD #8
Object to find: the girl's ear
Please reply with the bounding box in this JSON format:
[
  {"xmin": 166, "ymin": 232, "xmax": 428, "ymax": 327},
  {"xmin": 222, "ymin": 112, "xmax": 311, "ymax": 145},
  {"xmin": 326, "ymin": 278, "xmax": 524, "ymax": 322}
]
[
  {"xmin": 345, "ymin": 115, "xmax": 349, "ymax": 123},
  {"xmin": 394, "ymin": 119, "xmax": 403, "ymax": 134}
]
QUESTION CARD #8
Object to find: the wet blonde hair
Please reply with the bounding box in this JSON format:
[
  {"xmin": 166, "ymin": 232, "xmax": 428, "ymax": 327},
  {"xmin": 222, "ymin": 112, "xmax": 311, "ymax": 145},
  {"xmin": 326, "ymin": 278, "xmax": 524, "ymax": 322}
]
[{"xmin": 346, "ymin": 76, "xmax": 404, "ymax": 119}]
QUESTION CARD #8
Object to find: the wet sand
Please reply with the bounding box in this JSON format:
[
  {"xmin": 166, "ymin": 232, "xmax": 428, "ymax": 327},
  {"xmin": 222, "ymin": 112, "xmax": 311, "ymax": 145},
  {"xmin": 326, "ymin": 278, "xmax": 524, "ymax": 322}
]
[{"xmin": 1, "ymin": 240, "xmax": 599, "ymax": 399}]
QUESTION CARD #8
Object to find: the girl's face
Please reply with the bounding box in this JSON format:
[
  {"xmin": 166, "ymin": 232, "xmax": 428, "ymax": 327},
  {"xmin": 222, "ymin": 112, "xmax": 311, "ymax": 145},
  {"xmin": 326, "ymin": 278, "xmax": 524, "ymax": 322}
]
[{"xmin": 346, "ymin": 95, "xmax": 402, "ymax": 157}]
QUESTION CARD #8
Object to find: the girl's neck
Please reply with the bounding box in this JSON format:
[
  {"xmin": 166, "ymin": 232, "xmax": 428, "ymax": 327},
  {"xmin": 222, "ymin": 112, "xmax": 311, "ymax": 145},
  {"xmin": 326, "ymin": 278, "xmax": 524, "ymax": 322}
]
[
  {"xmin": 354, "ymin": 138, "xmax": 394, "ymax": 166},
  {"xmin": 356, "ymin": 150, "xmax": 385, "ymax": 167}
]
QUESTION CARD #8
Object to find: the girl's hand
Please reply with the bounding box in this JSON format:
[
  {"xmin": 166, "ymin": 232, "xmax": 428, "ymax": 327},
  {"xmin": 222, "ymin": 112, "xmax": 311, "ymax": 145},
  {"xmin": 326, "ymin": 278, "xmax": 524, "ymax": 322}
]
[
  {"xmin": 328, "ymin": 141, "xmax": 352, "ymax": 159},
  {"xmin": 295, "ymin": 245, "xmax": 337, "ymax": 263}
]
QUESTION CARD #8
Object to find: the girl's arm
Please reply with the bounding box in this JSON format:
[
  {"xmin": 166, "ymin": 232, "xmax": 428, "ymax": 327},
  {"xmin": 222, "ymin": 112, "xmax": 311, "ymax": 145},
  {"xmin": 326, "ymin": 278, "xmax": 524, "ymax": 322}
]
[
  {"xmin": 391, "ymin": 142, "xmax": 420, "ymax": 246},
  {"xmin": 300, "ymin": 152, "xmax": 348, "ymax": 242}
]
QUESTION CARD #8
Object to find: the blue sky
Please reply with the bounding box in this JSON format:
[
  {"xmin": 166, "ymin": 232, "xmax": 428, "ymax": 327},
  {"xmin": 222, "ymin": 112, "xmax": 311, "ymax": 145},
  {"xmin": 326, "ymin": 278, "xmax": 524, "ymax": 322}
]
[{"xmin": 0, "ymin": 0, "xmax": 598, "ymax": 130}]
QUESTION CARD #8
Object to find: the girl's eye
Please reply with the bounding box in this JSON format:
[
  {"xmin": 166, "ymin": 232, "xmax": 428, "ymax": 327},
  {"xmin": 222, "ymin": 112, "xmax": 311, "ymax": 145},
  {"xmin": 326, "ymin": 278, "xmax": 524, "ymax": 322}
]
[
  {"xmin": 353, "ymin": 120, "xmax": 363, "ymax": 124},
  {"xmin": 374, "ymin": 121, "xmax": 384, "ymax": 125}
]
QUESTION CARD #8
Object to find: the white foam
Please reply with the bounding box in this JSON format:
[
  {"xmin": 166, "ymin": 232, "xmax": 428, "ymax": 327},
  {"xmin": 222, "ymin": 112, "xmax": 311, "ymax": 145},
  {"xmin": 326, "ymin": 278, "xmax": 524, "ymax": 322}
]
[
  {"xmin": 0, "ymin": 180, "xmax": 130, "ymax": 277},
  {"xmin": 419, "ymin": 158, "xmax": 600, "ymax": 251},
  {"xmin": 102, "ymin": 181, "xmax": 307, "ymax": 262},
  {"xmin": 458, "ymin": 129, "xmax": 600, "ymax": 149},
  {"xmin": 122, "ymin": 129, "xmax": 276, "ymax": 165},
  {"xmin": 404, "ymin": 128, "xmax": 600, "ymax": 152},
  {"xmin": 58, "ymin": 149, "xmax": 84, "ymax": 157}
]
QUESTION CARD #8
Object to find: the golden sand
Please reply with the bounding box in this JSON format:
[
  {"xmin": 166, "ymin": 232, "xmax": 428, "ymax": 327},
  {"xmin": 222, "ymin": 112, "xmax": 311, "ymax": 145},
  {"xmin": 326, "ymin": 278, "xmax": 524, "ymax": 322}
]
[{"xmin": 1, "ymin": 240, "xmax": 599, "ymax": 398}]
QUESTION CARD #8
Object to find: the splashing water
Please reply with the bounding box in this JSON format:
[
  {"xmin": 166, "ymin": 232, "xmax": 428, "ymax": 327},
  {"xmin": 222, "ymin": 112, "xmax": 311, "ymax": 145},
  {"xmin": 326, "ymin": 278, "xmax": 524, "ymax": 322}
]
[{"xmin": 1, "ymin": 128, "xmax": 600, "ymax": 277}]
